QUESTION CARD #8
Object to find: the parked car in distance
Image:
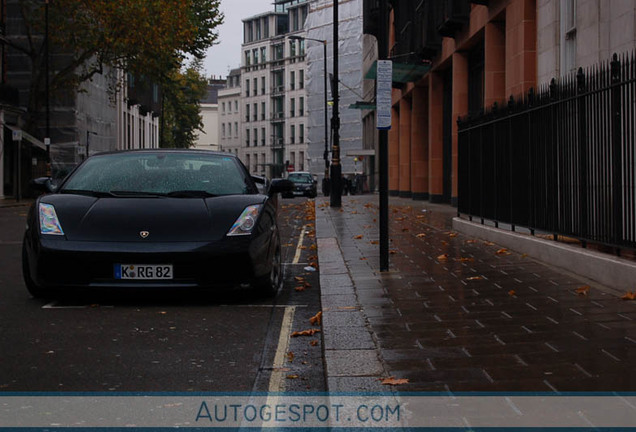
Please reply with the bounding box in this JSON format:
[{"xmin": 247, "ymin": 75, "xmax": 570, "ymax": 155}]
[
  {"xmin": 22, "ymin": 149, "xmax": 293, "ymax": 299},
  {"xmin": 283, "ymin": 171, "xmax": 317, "ymax": 198}
]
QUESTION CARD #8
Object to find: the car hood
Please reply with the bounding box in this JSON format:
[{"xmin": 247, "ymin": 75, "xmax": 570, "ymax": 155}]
[{"xmin": 39, "ymin": 194, "xmax": 267, "ymax": 242}]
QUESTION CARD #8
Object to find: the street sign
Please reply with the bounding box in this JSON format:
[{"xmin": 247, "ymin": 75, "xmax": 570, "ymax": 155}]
[
  {"xmin": 287, "ymin": 164, "xmax": 295, "ymax": 173},
  {"xmin": 376, "ymin": 60, "xmax": 392, "ymax": 130},
  {"xmin": 44, "ymin": 137, "xmax": 51, "ymax": 146},
  {"xmin": 12, "ymin": 130, "xmax": 22, "ymax": 141}
]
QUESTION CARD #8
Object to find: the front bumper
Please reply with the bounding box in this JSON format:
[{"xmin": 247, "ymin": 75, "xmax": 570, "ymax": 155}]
[{"xmin": 26, "ymin": 235, "xmax": 270, "ymax": 290}]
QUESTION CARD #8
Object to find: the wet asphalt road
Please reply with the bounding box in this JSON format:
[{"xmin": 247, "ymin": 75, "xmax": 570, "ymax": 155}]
[{"xmin": 0, "ymin": 198, "xmax": 325, "ymax": 393}]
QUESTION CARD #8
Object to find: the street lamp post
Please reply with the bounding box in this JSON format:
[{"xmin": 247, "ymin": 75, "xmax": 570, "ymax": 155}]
[
  {"xmin": 289, "ymin": 35, "xmax": 329, "ymax": 194},
  {"xmin": 330, "ymin": 0, "xmax": 341, "ymax": 207}
]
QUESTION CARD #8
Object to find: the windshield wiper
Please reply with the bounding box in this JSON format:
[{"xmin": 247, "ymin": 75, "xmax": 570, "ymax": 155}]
[
  {"xmin": 109, "ymin": 190, "xmax": 167, "ymax": 197},
  {"xmin": 60, "ymin": 189, "xmax": 115, "ymax": 198},
  {"xmin": 166, "ymin": 190, "xmax": 218, "ymax": 198}
]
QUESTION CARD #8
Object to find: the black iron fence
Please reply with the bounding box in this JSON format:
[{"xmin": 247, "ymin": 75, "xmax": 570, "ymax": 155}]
[{"xmin": 458, "ymin": 52, "xmax": 636, "ymax": 252}]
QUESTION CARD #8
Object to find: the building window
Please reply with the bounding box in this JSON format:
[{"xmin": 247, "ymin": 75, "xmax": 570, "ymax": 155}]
[
  {"xmin": 222, "ymin": 102, "xmax": 225, "ymax": 113},
  {"xmin": 261, "ymin": 47, "xmax": 267, "ymax": 63},
  {"xmin": 245, "ymin": 104, "xmax": 250, "ymax": 122},
  {"xmin": 245, "ymin": 50, "xmax": 251, "ymax": 66},
  {"xmin": 299, "ymin": 151, "xmax": 304, "ymax": 171},
  {"xmin": 246, "ymin": 154, "xmax": 251, "ymax": 171},
  {"xmin": 299, "ymin": 70, "xmax": 304, "ymax": 89},
  {"xmin": 255, "ymin": 19, "xmax": 261, "ymax": 40},
  {"xmin": 261, "ymin": 102, "xmax": 266, "ymax": 120},
  {"xmin": 290, "ymin": 98, "xmax": 295, "ymax": 117},
  {"xmin": 254, "ymin": 153, "xmax": 258, "ymax": 172},
  {"xmin": 245, "ymin": 80, "xmax": 250, "ymax": 97},
  {"xmin": 222, "ymin": 123, "xmax": 226, "ymax": 138},
  {"xmin": 291, "ymin": 152, "xmax": 296, "ymax": 169},
  {"xmin": 290, "ymin": 71, "xmax": 295, "ymax": 90},
  {"xmin": 253, "ymin": 128, "xmax": 258, "ymax": 147},
  {"xmin": 299, "ymin": 97, "xmax": 304, "ymax": 116},
  {"xmin": 253, "ymin": 78, "xmax": 258, "ymax": 95},
  {"xmin": 253, "ymin": 48, "xmax": 259, "ymax": 65},
  {"xmin": 261, "ymin": 127, "xmax": 266, "ymax": 146},
  {"xmin": 246, "ymin": 129, "xmax": 250, "ymax": 147},
  {"xmin": 234, "ymin": 122, "xmax": 238, "ymax": 137},
  {"xmin": 290, "ymin": 125, "xmax": 296, "ymax": 144},
  {"xmin": 261, "ymin": 153, "xmax": 266, "ymax": 172},
  {"xmin": 289, "ymin": 40, "xmax": 296, "ymax": 57},
  {"xmin": 561, "ymin": 0, "xmax": 577, "ymax": 75},
  {"xmin": 261, "ymin": 76, "xmax": 266, "ymax": 94},
  {"xmin": 299, "ymin": 124, "xmax": 304, "ymax": 143},
  {"xmin": 253, "ymin": 103, "xmax": 258, "ymax": 121}
]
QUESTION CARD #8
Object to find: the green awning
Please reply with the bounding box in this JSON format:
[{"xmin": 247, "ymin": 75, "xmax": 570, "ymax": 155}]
[{"xmin": 364, "ymin": 60, "xmax": 431, "ymax": 84}]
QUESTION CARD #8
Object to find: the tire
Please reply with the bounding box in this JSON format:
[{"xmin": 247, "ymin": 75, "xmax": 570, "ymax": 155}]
[
  {"xmin": 256, "ymin": 243, "xmax": 282, "ymax": 298},
  {"xmin": 22, "ymin": 242, "xmax": 46, "ymax": 299}
]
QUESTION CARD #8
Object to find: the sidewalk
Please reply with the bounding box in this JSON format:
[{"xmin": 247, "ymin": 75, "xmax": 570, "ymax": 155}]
[
  {"xmin": 0, "ymin": 197, "xmax": 33, "ymax": 208},
  {"xmin": 316, "ymin": 194, "xmax": 636, "ymax": 392}
]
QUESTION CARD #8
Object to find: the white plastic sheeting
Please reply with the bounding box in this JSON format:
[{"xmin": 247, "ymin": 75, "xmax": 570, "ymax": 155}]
[{"xmin": 305, "ymin": 0, "xmax": 363, "ymax": 178}]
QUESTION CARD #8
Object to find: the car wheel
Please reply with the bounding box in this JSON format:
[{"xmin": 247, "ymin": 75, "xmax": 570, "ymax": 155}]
[
  {"xmin": 22, "ymin": 242, "xmax": 46, "ymax": 299},
  {"xmin": 256, "ymin": 243, "xmax": 282, "ymax": 297}
]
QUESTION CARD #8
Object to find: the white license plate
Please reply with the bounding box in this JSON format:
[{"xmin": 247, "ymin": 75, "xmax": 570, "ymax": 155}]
[{"xmin": 115, "ymin": 264, "xmax": 173, "ymax": 280}]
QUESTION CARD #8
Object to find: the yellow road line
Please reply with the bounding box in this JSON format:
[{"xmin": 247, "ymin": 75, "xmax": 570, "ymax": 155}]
[
  {"xmin": 292, "ymin": 225, "xmax": 307, "ymax": 264},
  {"xmin": 268, "ymin": 306, "xmax": 296, "ymax": 392}
]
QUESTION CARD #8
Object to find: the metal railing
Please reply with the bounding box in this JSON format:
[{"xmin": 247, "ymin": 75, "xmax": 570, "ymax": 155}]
[{"xmin": 458, "ymin": 52, "xmax": 636, "ymax": 252}]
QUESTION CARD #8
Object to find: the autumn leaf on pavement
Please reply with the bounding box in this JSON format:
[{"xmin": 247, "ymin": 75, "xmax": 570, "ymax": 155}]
[
  {"xmin": 309, "ymin": 311, "xmax": 322, "ymax": 326},
  {"xmin": 295, "ymin": 276, "xmax": 305, "ymax": 283},
  {"xmin": 353, "ymin": 234, "xmax": 363, "ymax": 239},
  {"xmin": 465, "ymin": 240, "xmax": 477, "ymax": 244},
  {"xmin": 295, "ymin": 286, "xmax": 306, "ymax": 292},
  {"xmin": 483, "ymin": 241, "xmax": 495, "ymax": 246},
  {"xmin": 310, "ymin": 340, "xmax": 319, "ymax": 347},
  {"xmin": 458, "ymin": 257, "xmax": 474, "ymax": 262},
  {"xmin": 437, "ymin": 254, "xmax": 449, "ymax": 262},
  {"xmin": 360, "ymin": 257, "xmax": 367, "ymax": 260},
  {"xmin": 389, "ymin": 249, "xmax": 398, "ymax": 255},
  {"xmin": 401, "ymin": 227, "xmax": 409, "ymax": 232},
  {"xmin": 286, "ymin": 375, "xmax": 299, "ymax": 379},
  {"xmin": 381, "ymin": 377, "xmax": 409, "ymax": 386},
  {"xmin": 495, "ymin": 248, "xmax": 511, "ymax": 255},
  {"xmin": 370, "ymin": 240, "xmax": 379, "ymax": 245},
  {"xmin": 622, "ymin": 292, "xmax": 636, "ymax": 301},
  {"xmin": 291, "ymin": 329, "xmax": 321, "ymax": 337},
  {"xmin": 287, "ymin": 352, "xmax": 295, "ymax": 363},
  {"xmin": 575, "ymin": 286, "xmax": 590, "ymax": 296},
  {"xmin": 508, "ymin": 290, "xmax": 516, "ymax": 296},
  {"xmin": 466, "ymin": 276, "xmax": 483, "ymax": 281},
  {"xmin": 448, "ymin": 232, "xmax": 458, "ymax": 238},
  {"xmin": 416, "ymin": 233, "xmax": 427, "ymax": 238}
]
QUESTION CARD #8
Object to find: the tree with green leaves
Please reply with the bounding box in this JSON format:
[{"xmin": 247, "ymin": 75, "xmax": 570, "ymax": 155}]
[
  {"xmin": 4, "ymin": 0, "xmax": 223, "ymax": 135},
  {"xmin": 160, "ymin": 61, "xmax": 209, "ymax": 149}
]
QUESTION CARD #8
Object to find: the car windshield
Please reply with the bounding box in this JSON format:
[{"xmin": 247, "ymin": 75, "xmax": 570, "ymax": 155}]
[
  {"xmin": 61, "ymin": 152, "xmax": 255, "ymax": 197},
  {"xmin": 288, "ymin": 174, "xmax": 313, "ymax": 184}
]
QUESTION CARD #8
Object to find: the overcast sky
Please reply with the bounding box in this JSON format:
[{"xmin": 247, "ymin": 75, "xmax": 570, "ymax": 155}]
[{"xmin": 203, "ymin": 0, "xmax": 274, "ymax": 79}]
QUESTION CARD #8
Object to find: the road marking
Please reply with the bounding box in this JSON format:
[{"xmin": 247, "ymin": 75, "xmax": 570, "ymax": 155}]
[
  {"xmin": 268, "ymin": 306, "xmax": 296, "ymax": 392},
  {"xmin": 292, "ymin": 226, "xmax": 308, "ymax": 264},
  {"xmin": 42, "ymin": 301, "xmax": 88, "ymax": 309}
]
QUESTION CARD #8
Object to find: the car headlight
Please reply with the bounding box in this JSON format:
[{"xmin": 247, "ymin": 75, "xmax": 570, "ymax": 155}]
[
  {"xmin": 227, "ymin": 204, "xmax": 262, "ymax": 236},
  {"xmin": 39, "ymin": 203, "xmax": 65, "ymax": 235}
]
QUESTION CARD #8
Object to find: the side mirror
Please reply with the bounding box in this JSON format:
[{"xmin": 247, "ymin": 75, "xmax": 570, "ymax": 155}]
[
  {"xmin": 29, "ymin": 177, "xmax": 57, "ymax": 194},
  {"xmin": 269, "ymin": 178, "xmax": 294, "ymax": 195}
]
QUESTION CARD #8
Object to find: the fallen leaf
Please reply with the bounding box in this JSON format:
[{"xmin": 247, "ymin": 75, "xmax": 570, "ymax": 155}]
[
  {"xmin": 575, "ymin": 286, "xmax": 590, "ymax": 296},
  {"xmin": 295, "ymin": 286, "xmax": 306, "ymax": 292},
  {"xmin": 495, "ymin": 248, "xmax": 511, "ymax": 255},
  {"xmin": 508, "ymin": 290, "xmax": 516, "ymax": 296},
  {"xmin": 416, "ymin": 233, "xmax": 427, "ymax": 238},
  {"xmin": 448, "ymin": 232, "xmax": 458, "ymax": 238},
  {"xmin": 466, "ymin": 276, "xmax": 483, "ymax": 281},
  {"xmin": 291, "ymin": 329, "xmax": 321, "ymax": 337},
  {"xmin": 159, "ymin": 311, "xmax": 167, "ymax": 315},
  {"xmin": 458, "ymin": 257, "xmax": 474, "ymax": 262},
  {"xmin": 437, "ymin": 254, "xmax": 449, "ymax": 261},
  {"xmin": 370, "ymin": 240, "xmax": 379, "ymax": 245},
  {"xmin": 381, "ymin": 377, "xmax": 409, "ymax": 386},
  {"xmin": 353, "ymin": 234, "xmax": 364, "ymax": 240},
  {"xmin": 295, "ymin": 276, "xmax": 305, "ymax": 282},
  {"xmin": 622, "ymin": 292, "xmax": 636, "ymax": 301},
  {"xmin": 309, "ymin": 244, "xmax": 317, "ymax": 250},
  {"xmin": 389, "ymin": 250, "xmax": 398, "ymax": 255},
  {"xmin": 465, "ymin": 240, "xmax": 477, "ymax": 244},
  {"xmin": 401, "ymin": 227, "xmax": 409, "ymax": 232},
  {"xmin": 286, "ymin": 375, "xmax": 299, "ymax": 379},
  {"xmin": 360, "ymin": 257, "xmax": 367, "ymax": 261},
  {"xmin": 287, "ymin": 352, "xmax": 295, "ymax": 363},
  {"xmin": 441, "ymin": 240, "xmax": 449, "ymax": 246},
  {"xmin": 520, "ymin": 253, "xmax": 528, "ymax": 258},
  {"xmin": 309, "ymin": 311, "xmax": 322, "ymax": 326},
  {"xmin": 310, "ymin": 340, "xmax": 319, "ymax": 347}
]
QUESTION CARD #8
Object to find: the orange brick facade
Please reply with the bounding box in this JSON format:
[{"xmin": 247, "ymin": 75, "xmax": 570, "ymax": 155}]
[{"xmin": 386, "ymin": 0, "xmax": 537, "ymax": 205}]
